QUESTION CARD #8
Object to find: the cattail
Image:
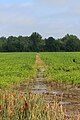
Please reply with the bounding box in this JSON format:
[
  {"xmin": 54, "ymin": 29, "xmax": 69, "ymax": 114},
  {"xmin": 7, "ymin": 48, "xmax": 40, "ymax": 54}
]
[
  {"xmin": 10, "ymin": 100, "xmax": 13, "ymax": 107},
  {"xmin": 5, "ymin": 100, "xmax": 8, "ymax": 109},
  {"xmin": 0, "ymin": 104, "xmax": 1, "ymax": 111},
  {"xmin": 19, "ymin": 105, "xmax": 23, "ymax": 113},
  {"xmin": 9, "ymin": 109, "xmax": 14, "ymax": 119},
  {"xmin": 47, "ymin": 104, "xmax": 50, "ymax": 120},
  {"xmin": 13, "ymin": 99, "xmax": 16, "ymax": 108},
  {"xmin": 24, "ymin": 99, "xmax": 29, "ymax": 110}
]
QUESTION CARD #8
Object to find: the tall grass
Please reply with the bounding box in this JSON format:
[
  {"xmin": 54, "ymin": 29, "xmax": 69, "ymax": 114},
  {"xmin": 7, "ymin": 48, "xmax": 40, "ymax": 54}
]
[{"xmin": 0, "ymin": 89, "xmax": 80, "ymax": 120}]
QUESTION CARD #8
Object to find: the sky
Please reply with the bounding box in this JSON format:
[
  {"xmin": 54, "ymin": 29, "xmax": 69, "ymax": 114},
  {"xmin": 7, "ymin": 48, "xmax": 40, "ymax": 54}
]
[{"xmin": 0, "ymin": 0, "xmax": 80, "ymax": 38}]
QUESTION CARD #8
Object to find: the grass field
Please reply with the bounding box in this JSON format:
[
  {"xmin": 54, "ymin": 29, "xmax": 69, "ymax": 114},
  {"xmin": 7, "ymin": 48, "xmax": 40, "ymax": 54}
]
[
  {"xmin": 0, "ymin": 52, "xmax": 36, "ymax": 88},
  {"xmin": 0, "ymin": 52, "xmax": 80, "ymax": 88},
  {"xmin": 40, "ymin": 52, "xmax": 80, "ymax": 85},
  {"xmin": 0, "ymin": 52, "xmax": 80, "ymax": 120}
]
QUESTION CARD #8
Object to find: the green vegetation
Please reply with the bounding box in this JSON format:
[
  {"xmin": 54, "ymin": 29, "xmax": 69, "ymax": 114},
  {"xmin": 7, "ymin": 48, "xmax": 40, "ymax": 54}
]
[
  {"xmin": 1, "ymin": 90, "xmax": 79, "ymax": 120},
  {"xmin": 0, "ymin": 33, "xmax": 80, "ymax": 52},
  {"xmin": 40, "ymin": 52, "xmax": 80, "ymax": 84},
  {"xmin": 0, "ymin": 52, "xmax": 36, "ymax": 88},
  {"xmin": 0, "ymin": 52, "xmax": 80, "ymax": 87},
  {"xmin": 0, "ymin": 52, "xmax": 80, "ymax": 119}
]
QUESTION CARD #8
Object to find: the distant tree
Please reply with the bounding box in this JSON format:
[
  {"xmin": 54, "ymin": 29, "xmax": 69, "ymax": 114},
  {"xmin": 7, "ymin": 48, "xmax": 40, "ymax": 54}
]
[
  {"xmin": 57, "ymin": 39, "xmax": 65, "ymax": 51},
  {"xmin": 54, "ymin": 40, "xmax": 61, "ymax": 51},
  {"xmin": 45, "ymin": 37, "xmax": 60, "ymax": 51},
  {"xmin": 0, "ymin": 37, "xmax": 6, "ymax": 51},
  {"xmin": 6, "ymin": 36, "xmax": 20, "ymax": 52},
  {"xmin": 0, "ymin": 33, "xmax": 80, "ymax": 52},
  {"xmin": 29, "ymin": 32, "xmax": 43, "ymax": 52},
  {"xmin": 18, "ymin": 36, "xmax": 30, "ymax": 52},
  {"xmin": 61, "ymin": 34, "xmax": 80, "ymax": 51}
]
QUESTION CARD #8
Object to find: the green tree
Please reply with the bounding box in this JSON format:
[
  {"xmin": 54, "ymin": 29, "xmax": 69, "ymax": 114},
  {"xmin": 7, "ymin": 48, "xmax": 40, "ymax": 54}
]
[
  {"xmin": 61, "ymin": 34, "xmax": 80, "ymax": 51},
  {"xmin": 0, "ymin": 37, "xmax": 7, "ymax": 51},
  {"xmin": 18, "ymin": 36, "xmax": 30, "ymax": 52},
  {"xmin": 45, "ymin": 37, "xmax": 60, "ymax": 51},
  {"xmin": 6, "ymin": 36, "xmax": 20, "ymax": 52},
  {"xmin": 29, "ymin": 32, "xmax": 43, "ymax": 52}
]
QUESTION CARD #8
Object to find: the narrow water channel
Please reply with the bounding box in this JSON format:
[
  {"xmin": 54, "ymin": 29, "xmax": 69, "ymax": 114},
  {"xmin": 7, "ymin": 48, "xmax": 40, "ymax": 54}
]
[
  {"xmin": 30, "ymin": 69, "xmax": 80, "ymax": 117},
  {"xmin": 13, "ymin": 68, "xmax": 80, "ymax": 118}
]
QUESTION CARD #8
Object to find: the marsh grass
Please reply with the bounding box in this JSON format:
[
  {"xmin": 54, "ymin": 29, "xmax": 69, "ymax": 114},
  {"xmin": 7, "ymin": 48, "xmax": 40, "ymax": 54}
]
[{"xmin": 0, "ymin": 89, "xmax": 80, "ymax": 120}]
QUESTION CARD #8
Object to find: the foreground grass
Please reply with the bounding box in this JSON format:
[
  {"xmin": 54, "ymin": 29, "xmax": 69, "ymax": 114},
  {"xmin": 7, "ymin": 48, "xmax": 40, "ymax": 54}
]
[
  {"xmin": 40, "ymin": 52, "xmax": 80, "ymax": 85},
  {"xmin": 0, "ymin": 89, "xmax": 79, "ymax": 120},
  {"xmin": 0, "ymin": 52, "xmax": 36, "ymax": 88}
]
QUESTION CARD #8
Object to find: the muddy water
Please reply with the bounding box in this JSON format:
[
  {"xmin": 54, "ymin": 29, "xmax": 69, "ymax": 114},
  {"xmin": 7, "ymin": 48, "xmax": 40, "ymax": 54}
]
[
  {"xmin": 31, "ymin": 69, "xmax": 80, "ymax": 117},
  {"xmin": 13, "ymin": 69, "xmax": 80, "ymax": 117}
]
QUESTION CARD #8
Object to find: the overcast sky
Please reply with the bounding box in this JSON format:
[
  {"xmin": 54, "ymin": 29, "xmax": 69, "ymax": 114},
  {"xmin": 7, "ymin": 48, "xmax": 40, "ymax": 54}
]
[{"xmin": 0, "ymin": 0, "xmax": 80, "ymax": 38}]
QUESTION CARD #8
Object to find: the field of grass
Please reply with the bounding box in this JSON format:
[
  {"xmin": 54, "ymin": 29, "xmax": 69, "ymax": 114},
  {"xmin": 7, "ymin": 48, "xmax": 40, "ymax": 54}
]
[
  {"xmin": 1, "ymin": 89, "xmax": 69, "ymax": 120},
  {"xmin": 40, "ymin": 52, "xmax": 80, "ymax": 85},
  {"xmin": 1, "ymin": 52, "xmax": 80, "ymax": 88},
  {"xmin": 0, "ymin": 52, "xmax": 66, "ymax": 120},
  {"xmin": 0, "ymin": 52, "xmax": 36, "ymax": 88},
  {"xmin": 0, "ymin": 52, "xmax": 80, "ymax": 119}
]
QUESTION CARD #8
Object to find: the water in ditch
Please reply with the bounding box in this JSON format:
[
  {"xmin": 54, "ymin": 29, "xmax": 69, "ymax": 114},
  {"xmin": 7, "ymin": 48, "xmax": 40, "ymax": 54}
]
[{"xmin": 13, "ymin": 68, "xmax": 80, "ymax": 118}]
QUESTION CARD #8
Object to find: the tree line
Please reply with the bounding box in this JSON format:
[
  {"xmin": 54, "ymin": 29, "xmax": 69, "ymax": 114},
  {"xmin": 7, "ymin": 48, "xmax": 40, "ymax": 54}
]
[{"xmin": 0, "ymin": 32, "xmax": 80, "ymax": 52}]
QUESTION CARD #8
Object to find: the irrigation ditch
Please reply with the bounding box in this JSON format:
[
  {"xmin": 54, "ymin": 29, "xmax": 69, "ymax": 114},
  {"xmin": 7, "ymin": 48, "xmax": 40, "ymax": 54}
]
[{"xmin": 13, "ymin": 54, "xmax": 80, "ymax": 119}]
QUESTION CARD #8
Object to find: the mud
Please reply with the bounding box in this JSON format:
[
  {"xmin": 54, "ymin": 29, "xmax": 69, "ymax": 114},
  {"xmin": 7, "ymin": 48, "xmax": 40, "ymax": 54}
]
[{"xmin": 13, "ymin": 69, "xmax": 80, "ymax": 118}]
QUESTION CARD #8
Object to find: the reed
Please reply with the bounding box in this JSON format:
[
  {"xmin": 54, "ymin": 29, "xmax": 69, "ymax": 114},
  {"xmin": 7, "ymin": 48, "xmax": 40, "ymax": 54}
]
[{"xmin": 0, "ymin": 89, "xmax": 79, "ymax": 120}]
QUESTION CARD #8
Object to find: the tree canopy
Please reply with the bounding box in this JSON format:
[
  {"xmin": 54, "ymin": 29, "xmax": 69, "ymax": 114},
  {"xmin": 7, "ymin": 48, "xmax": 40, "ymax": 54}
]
[{"xmin": 0, "ymin": 32, "xmax": 80, "ymax": 52}]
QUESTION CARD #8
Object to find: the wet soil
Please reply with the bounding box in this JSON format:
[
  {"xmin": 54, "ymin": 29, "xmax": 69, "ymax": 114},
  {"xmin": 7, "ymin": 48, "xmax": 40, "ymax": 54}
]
[
  {"xmin": 13, "ymin": 54, "xmax": 80, "ymax": 118},
  {"xmin": 13, "ymin": 70, "xmax": 80, "ymax": 117}
]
